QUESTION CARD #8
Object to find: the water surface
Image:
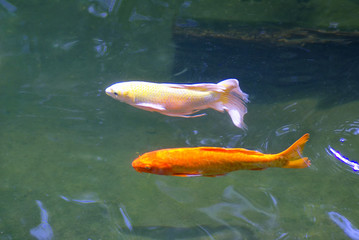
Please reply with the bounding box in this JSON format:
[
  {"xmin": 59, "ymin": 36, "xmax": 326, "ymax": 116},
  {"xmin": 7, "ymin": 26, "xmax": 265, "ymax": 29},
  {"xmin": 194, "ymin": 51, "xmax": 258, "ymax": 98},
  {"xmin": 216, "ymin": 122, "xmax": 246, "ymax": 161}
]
[{"xmin": 1, "ymin": 1, "xmax": 359, "ymax": 239}]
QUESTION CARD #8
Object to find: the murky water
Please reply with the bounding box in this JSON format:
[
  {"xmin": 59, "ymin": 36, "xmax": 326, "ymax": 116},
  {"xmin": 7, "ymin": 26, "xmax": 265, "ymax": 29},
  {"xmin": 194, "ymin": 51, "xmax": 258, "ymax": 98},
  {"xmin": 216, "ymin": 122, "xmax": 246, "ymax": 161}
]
[{"xmin": 1, "ymin": 1, "xmax": 359, "ymax": 239}]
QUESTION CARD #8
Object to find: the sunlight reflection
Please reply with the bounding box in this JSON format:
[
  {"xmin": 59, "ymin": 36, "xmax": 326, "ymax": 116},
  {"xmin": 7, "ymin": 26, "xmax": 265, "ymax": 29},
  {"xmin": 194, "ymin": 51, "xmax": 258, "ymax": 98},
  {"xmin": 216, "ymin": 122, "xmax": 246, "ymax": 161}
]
[
  {"xmin": 52, "ymin": 40, "xmax": 79, "ymax": 51},
  {"xmin": 59, "ymin": 193, "xmax": 100, "ymax": 204},
  {"xmin": 88, "ymin": 0, "xmax": 119, "ymax": 18},
  {"xmin": 119, "ymin": 205, "xmax": 133, "ymax": 232},
  {"xmin": 30, "ymin": 200, "xmax": 54, "ymax": 240},
  {"xmin": 327, "ymin": 146, "xmax": 359, "ymax": 172},
  {"xmin": 196, "ymin": 224, "xmax": 216, "ymax": 240},
  {"xmin": 334, "ymin": 119, "xmax": 359, "ymax": 135},
  {"xmin": 328, "ymin": 212, "xmax": 359, "ymax": 240},
  {"xmin": 102, "ymin": 202, "xmax": 135, "ymax": 237},
  {"xmin": 275, "ymin": 124, "xmax": 299, "ymax": 136}
]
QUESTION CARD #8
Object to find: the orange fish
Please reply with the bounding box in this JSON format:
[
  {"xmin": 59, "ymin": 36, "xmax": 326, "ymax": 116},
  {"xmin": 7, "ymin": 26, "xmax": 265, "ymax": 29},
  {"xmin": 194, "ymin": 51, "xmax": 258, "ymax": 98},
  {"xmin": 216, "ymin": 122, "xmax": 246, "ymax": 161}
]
[{"xmin": 132, "ymin": 133, "xmax": 310, "ymax": 177}]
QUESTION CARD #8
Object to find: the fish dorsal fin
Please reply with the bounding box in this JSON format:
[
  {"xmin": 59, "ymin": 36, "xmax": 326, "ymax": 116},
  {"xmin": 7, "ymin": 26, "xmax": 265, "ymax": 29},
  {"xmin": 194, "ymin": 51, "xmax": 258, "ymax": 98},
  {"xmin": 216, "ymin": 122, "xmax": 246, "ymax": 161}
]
[
  {"xmin": 198, "ymin": 147, "xmax": 265, "ymax": 156},
  {"xmin": 161, "ymin": 83, "xmax": 225, "ymax": 92}
]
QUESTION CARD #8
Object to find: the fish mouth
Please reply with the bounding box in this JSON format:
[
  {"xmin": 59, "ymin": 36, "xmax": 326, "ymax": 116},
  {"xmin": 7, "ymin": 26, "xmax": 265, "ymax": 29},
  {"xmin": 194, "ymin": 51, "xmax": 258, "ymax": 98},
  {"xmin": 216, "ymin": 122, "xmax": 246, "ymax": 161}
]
[
  {"xmin": 105, "ymin": 87, "xmax": 113, "ymax": 96},
  {"xmin": 132, "ymin": 160, "xmax": 150, "ymax": 173}
]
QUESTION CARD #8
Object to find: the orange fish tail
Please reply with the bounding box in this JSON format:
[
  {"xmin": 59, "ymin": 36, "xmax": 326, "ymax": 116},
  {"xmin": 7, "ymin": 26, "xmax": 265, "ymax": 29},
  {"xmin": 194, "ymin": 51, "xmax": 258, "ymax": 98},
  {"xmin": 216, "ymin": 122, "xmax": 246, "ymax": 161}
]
[
  {"xmin": 279, "ymin": 133, "xmax": 311, "ymax": 168},
  {"xmin": 211, "ymin": 79, "xmax": 249, "ymax": 129}
]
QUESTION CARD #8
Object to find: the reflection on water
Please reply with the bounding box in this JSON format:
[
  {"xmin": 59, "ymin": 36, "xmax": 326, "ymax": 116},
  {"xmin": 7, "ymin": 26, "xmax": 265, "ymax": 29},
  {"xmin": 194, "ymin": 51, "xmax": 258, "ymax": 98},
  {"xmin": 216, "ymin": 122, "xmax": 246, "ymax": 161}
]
[
  {"xmin": 196, "ymin": 225, "xmax": 216, "ymax": 240},
  {"xmin": 199, "ymin": 186, "xmax": 278, "ymax": 238},
  {"xmin": 119, "ymin": 205, "xmax": 133, "ymax": 232},
  {"xmin": 88, "ymin": 0, "xmax": 120, "ymax": 18},
  {"xmin": 30, "ymin": 200, "xmax": 54, "ymax": 240},
  {"xmin": 174, "ymin": 126, "xmax": 247, "ymax": 148},
  {"xmin": 60, "ymin": 192, "xmax": 101, "ymax": 204},
  {"xmin": 93, "ymin": 38, "xmax": 110, "ymax": 57},
  {"xmin": 328, "ymin": 146, "xmax": 359, "ymax": 172},
  {"xmin": 0, "ymin": 0, "xmax": 16, "ymax": 13},
  {"xmin": 275, "ymin": 123, "xmax": 299, "ymax": 136},
  {"xmin": 226, "ymin": 134, "xmax": 244, "ymax": 148},
  {"xmin": 328, "ymin": 212, "xmax": 359, "ymax": 240},
  {"xmin": 334, "ymin": 120, "xmax": 359, "ymax": 136},
  {"xmin": 130, "ymin": 224, "xmax": 240, "ymax": 240},
  {"xmin": 52, "ymin": 39, "xmax": 79, "ymax": 51},
  {"xmin": 58, "ymin": 193, "xmax": 135, "ymax": 238},
  {"xmin": 155, "ymin": 180, "xmax": 194, "ymax": 203},
  {"xmin": 1, "ymin": 0, "xmax": 359, "ymax": 239}
]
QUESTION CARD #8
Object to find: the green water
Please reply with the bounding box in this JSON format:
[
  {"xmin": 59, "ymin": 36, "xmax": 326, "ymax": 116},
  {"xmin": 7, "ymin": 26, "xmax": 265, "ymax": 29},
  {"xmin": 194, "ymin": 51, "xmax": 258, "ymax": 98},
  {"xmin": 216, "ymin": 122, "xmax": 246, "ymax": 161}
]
[{"xmin": 1, "ymin": 1, "xmax": 359, "ymax": 239}]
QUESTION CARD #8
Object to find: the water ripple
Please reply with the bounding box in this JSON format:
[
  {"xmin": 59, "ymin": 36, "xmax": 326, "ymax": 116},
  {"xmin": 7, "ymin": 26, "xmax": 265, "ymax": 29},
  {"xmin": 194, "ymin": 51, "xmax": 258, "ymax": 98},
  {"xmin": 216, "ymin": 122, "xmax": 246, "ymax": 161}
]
[
  {"xmin": 0, "ymin": 0, "xmax": 16, "ymax": 13},
  {"xmin": 60, "ymin": 192, "xmax": 100, "ymax": 204},
  {"xmin": 155, "ymin": 180, "xmax": 193, "ymax": 203},
  {"xmin": 275, "ymin": 124, "xmax": 299, "ymax": 136},
  {"xmin": 119, "ymin": 205, "xmax": 133, "ymax": 232},
  {"xmin": 30, "ymin": 200, "xmax": 54, "ymax": 240},
  {"xmin": 94, "ymin": 38, "xmax": 110, "ymax": 57},
  {"xmin": 199, "ymin": 186, "xmax": 278, "ymax": 238},
  {"xmin": 87, "ymin": 0, "xmax": 119, "ymax": 18},
  {"xmin": 328, "ymin": 212, "xmax": 359, "ymax": 240},
  {"xmin": 334, "ymin": 119, "xmax": 359, "ymax": 136}
]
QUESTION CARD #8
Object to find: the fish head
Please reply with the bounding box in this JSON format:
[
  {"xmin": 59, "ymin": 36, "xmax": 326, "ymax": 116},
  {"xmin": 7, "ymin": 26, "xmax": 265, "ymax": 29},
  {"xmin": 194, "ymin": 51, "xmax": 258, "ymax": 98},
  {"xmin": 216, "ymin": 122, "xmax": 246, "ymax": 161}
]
[
  {"xmin": 105, "ymin": 82, "xmax": 131, "ymax": 102},
  {"xmin": 132, "ymin": 151, "xmax": 173, "ymax": 176}
]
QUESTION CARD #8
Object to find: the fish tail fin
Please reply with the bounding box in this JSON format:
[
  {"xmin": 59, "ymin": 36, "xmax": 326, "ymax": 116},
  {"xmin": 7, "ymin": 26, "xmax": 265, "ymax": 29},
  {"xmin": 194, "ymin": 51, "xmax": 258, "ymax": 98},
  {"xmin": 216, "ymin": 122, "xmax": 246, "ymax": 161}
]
[
  {"xmin": 212, "ymin": 79, "xmax": 249, "ymax": 129},
  {"xmin": 280, "ymin": 133, "xmax": 311, "ymax": 168}
]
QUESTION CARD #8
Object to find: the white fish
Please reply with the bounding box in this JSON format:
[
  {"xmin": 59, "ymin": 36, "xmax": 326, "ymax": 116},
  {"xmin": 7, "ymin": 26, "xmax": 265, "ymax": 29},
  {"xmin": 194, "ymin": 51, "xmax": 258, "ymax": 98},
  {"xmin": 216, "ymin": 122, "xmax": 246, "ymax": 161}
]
[{"xmin": 105, "ymin": 79, "xmax": 249, "ymax": 129}]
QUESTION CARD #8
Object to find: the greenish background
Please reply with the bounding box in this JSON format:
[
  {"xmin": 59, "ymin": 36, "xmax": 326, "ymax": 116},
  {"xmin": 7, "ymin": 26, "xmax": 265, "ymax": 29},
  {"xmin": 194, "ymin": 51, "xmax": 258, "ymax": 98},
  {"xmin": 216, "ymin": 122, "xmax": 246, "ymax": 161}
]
[{"xmin": 1, "ymin": 0, "xmax": 359, "ymax": 239}]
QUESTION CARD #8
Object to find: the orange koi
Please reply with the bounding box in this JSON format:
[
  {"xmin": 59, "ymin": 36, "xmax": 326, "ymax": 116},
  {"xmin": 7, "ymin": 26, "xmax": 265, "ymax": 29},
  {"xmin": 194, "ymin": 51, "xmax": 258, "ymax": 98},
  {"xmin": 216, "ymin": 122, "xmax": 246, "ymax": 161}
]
[{"xmin": 132, "ymin": 134, "xmax": 310, "ymax": 177}]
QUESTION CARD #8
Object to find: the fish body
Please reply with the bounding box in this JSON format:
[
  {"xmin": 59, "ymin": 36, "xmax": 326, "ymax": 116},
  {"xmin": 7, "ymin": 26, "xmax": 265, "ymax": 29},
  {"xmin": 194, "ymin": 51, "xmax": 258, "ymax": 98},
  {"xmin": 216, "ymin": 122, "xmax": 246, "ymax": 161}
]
[
  {"xmin": 132, "ymin": 133, "xmax": 310, "ymax": 177},
  {"xmin": 105, "ymin": 79, "xmax": 249, "ymax": 129}
]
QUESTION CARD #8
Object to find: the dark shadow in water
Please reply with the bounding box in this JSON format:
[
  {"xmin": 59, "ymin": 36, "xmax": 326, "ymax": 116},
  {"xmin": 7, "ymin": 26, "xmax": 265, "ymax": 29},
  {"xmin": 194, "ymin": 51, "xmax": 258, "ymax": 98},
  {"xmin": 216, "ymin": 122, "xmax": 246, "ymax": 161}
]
[{"xmin": 172, "ymin": 24, "xmax": 359, "ymax": 109}]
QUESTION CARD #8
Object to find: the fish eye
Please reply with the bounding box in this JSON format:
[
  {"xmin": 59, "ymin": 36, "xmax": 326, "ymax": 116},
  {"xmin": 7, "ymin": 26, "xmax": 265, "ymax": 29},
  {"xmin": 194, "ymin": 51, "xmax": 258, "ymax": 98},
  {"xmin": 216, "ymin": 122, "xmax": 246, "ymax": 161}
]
[
  {"xmin": 144, "ymin": 165, "xmax": 151, "ymax": 170},
  {"xmin": 114, "ymin": 92, "xmax": 118, "ymax": 96}
]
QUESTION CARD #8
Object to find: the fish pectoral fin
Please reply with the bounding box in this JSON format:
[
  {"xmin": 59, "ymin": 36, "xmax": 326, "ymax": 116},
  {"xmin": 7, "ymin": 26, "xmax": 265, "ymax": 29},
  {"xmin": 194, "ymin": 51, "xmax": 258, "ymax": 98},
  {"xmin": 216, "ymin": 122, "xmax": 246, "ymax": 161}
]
[
  {"xmin": 173, "ymin": 173, "xmax": 227, "ymax": 177},
  {"xmin": 173, "ymin": 174, "xmax": 203, "ymax": 177},
  {"xmin": 173, "ymin": 173, "xmax": 226, "ymax": 177},
  {"xmin": 182, "ymin": 113, "xmax": 207, "ymax": 118},
  {"xmin": 163, "ymin": 112, "xmax": 207, "ymax": 118},
  {"xmin": 135, "ymin": 102, "xmax": 166, "ymax": 111}
]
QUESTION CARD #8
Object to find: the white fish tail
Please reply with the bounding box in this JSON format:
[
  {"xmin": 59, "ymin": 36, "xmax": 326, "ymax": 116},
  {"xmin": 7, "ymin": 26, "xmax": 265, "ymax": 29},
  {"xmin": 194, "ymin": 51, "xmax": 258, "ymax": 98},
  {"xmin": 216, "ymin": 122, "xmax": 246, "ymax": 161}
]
[{"xmin": 212, "ymin": 79, "xmax": 249, "ymax": 129}]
